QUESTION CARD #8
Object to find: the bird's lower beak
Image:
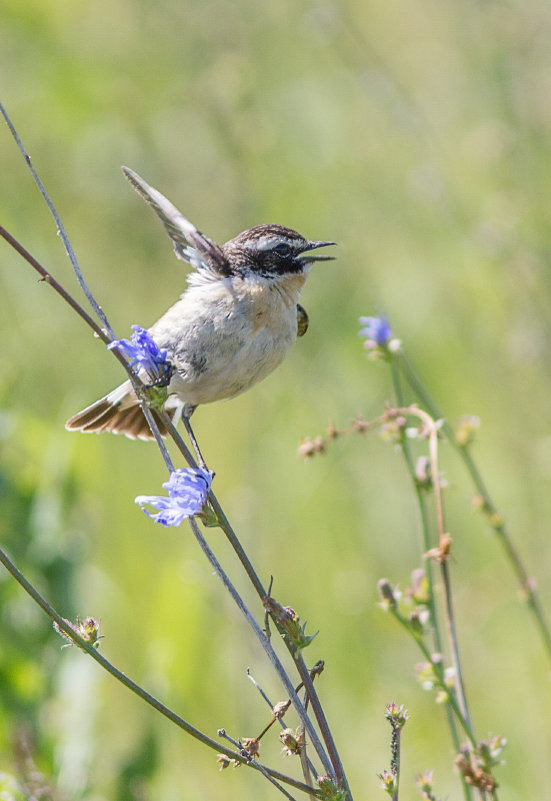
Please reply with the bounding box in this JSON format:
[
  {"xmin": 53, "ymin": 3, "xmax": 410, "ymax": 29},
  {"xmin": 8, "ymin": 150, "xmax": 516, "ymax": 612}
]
[{"xmin": 300, "ymin": 240, "xmax": 337, "ymax": 263}]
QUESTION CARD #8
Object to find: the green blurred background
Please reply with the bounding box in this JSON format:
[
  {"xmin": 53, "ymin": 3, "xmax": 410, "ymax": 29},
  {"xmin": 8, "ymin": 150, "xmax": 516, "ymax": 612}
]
[{"xmin": 2, "ymin": 0, "xmax": 551, "ymax": 798}]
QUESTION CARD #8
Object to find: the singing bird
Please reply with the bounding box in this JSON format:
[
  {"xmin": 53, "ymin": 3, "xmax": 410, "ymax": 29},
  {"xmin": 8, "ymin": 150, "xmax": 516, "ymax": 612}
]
[{"xmin": 66, "ymin": 168, "xmax": 335, "ymax": 441}]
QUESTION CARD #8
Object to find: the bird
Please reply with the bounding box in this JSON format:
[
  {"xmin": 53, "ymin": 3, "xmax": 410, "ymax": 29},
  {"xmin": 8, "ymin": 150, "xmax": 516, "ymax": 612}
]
[{"xmin": 65, "ymin": 167, "xmax": 335, "ymax": 444}]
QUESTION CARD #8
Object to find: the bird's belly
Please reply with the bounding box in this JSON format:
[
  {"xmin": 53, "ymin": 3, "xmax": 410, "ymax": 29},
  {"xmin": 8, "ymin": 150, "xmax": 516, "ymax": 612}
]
[{"xmin": 168, "ymin": 314, "xmax": 297, "ymax": 406}]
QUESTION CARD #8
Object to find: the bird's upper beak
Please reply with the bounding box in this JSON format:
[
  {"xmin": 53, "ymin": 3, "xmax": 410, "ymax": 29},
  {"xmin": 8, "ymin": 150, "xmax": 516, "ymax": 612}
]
[{"xmin": 300, "ymin": 240, "xmax": 337, "ymax": 263}]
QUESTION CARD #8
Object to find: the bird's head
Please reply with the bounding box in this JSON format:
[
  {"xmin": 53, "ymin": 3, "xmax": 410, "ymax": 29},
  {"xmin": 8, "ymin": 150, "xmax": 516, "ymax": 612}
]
[{"xmin": 222, "ymin": 224, "xmax": 336, "ymax": 279}]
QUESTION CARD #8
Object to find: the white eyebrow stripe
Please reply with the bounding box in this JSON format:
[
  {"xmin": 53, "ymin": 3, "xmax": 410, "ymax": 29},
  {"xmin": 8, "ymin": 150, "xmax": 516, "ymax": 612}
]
[{"xmin": 254, "ymin": 235, "xmax": 296, "ymax": 251}]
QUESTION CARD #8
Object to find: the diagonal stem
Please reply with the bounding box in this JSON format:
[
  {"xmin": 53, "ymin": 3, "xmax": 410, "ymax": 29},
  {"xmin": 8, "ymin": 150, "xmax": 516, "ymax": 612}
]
[
  {"xmin": 187, "ymin": 517, "xmax": 335, "ymax": 781},
  {"xmin": 0, "ymin": 99, "xmax": 114, "ymax": 337},
  {"xmin": 167, "ymin": 415, "xmax": 352, "ymax": 794},
  {"xmin": 0, "ymin": 544, "xmax": 323, "ymax": 799},
  {"xmin": 0, "ymin": 225, "xmax": 174, "ymax": 471}
]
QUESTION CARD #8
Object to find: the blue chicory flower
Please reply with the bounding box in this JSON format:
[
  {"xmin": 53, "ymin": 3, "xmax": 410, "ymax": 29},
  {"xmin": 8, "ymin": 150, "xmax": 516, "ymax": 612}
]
[
  {"xmin": 359, "ymin": 315, "xmax": 392, "ymax": 347},
  {"xmin": 135, "ymin": 468, "xmax": 213, "ymax": 527},
  {"xmin": 108, "ymin": 325, "xmax": 171, "ymax": 382}
]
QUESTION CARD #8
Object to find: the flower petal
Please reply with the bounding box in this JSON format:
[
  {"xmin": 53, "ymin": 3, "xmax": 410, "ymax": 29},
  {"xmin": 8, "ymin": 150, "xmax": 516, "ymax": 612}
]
[
  {"xmin": 359, "ymin": 315, "xmax": 392, "ymax": 347},
  {"xmin": 135, "ymin": 468, "xmax": 213, "ymax": 527},
  {"xmin": 108, "ymin": 325, "xmax": 171, "ymax": 382}
]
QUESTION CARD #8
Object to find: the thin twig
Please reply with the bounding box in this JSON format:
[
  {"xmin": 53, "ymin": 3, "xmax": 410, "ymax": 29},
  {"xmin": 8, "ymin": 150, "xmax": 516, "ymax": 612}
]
[
  {"xmin": 397, "ymin": 405, "xmax": 475, "ymax": 742},
  {"xmin": 0, "ymin": 224, "xmax": 106, "ymax": 339},
  {"xmin": 0, "ymin": 544, "xmax": 324, "ymax": 799},
  {"xmin": 168, "ymin": 412, "xmax": 351, "ymax": 792},
  {"xmin": 248, "ymin": 669, "xmax": 318, "ymax": 784},
  {"xmin": 254, "ymin": 762, "xmax": 302, "ymax": 801},
  {"xmin": 390, "ymin": 731, "xmax": 400, "ymax": 801},
  {"xmin": 187, "ymin": 516, "xmax": 335, "ymax": 781},
  {"xmin": 0, "ymin": 100, "xmax": 114, "ymax": 337},
  {"xmin": 0, "ymin": 225, "xmax": 174, "ymax": 471},
  {"xmin": 248, "ymin": 668, "xmax": 276, "ymax": 710},
  {"xmin": 294, "ymin": 655, "xmax": 350, "ymax": 798},
  {"xmin": 392, "ymin": 610, "xmax": 475, "ymax": 746},
  {"xmin": 398, "ymin": 353, "xmax": 551, "ymax": 660},
  {"xmin": 390, "ymin": 364, "xmax": 472, "ymax": 801},
  {"xmin": 0, "ymin": 545, "xmax": 211, "ymax": 742},
  {"xmin": 1, "ymin": 104, "xmax": 174, "ymax": 466}
]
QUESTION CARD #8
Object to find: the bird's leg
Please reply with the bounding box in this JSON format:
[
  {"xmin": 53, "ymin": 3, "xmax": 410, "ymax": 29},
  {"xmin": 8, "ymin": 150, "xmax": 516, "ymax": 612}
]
[{"xmin": 182, "ymin": 404, "xmax": 208, "ymax": 470}]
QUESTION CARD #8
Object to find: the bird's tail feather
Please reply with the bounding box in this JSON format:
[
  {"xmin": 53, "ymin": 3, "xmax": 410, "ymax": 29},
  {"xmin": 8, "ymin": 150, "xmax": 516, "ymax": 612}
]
[{"xmin": 65, "ymin": 381, "xmax": 177, "ymax": 441}]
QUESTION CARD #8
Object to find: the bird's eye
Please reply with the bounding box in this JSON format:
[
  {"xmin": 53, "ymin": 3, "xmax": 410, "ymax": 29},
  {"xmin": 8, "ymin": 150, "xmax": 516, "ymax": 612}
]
[{"xmin": 272, "ymin": 242, "xmax": 292, "ymax": 257}]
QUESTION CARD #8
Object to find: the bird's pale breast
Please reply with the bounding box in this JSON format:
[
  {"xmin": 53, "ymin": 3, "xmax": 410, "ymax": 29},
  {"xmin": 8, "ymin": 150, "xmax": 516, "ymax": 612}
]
[{"xmin": 150, "ymin": 273, "xmax": 305, "ymax": 406}]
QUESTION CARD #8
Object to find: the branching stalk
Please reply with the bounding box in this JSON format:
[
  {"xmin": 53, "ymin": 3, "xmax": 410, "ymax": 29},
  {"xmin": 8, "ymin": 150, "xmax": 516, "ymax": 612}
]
[
  {"xmin": 188, "ymin": 517, "xmax": 335, "ymax": 781},
  {"xmin": 389, "ymin": 363, "xmax": 471, "ymax": 800},
  {"xmin": 394, "ymin": 405, "xmax": 475, "ymax": 743},
  {"xmin": 0, "ymin": 544, "xmax": 322, "ymax": 798},
  {"xmin": 165, "ymin": 419, "xmax": 352, "ymax": 793},
  {"xmin": 398, "ymin": 353, "xmax": 551, "ymax": 660}
]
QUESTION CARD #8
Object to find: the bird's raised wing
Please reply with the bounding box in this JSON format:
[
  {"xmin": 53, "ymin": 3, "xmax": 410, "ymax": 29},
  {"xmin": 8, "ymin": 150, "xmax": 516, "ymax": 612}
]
[{"xmin": 121, "ymin": 166, "xmax": 231, "ymax": 277}]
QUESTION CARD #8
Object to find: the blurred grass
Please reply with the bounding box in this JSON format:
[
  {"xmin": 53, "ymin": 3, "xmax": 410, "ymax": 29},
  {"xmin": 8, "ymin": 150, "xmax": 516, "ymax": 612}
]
[{"xmin": 2, "ymin": 0, "xmax": 551, "ymax": 798}]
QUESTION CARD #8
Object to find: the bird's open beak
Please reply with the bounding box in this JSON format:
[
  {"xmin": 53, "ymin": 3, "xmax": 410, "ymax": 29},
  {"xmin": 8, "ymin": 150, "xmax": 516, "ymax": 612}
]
[{"xmin": 300, "ymin": 240, "xmax": 337, "ymax": 263}]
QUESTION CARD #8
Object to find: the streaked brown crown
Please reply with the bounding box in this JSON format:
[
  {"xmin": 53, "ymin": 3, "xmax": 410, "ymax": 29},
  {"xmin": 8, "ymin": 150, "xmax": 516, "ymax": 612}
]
[{"xmin": 222, "ymin": 224, "xmax": 335, "ymax": 277}]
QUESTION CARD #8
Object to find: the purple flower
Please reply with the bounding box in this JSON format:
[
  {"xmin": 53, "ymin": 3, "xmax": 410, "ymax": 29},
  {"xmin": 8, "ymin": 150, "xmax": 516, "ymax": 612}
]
[
  {"xmin": 108, "ymin": 325, "xmax": 171, "ymax": 383},
  {"xmin": 135, "ymin": 468, "xmax": 213, "ymax": 526},
  {"xmin": 359, "ymin": 315, "xmax": 392, "ymax": 347}
]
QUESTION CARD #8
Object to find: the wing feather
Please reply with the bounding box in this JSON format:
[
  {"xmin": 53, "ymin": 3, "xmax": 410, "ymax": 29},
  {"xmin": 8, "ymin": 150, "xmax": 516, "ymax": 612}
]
[{"xmin": 121, "ymin": 167, "xmax": 231, "ymax": 277}]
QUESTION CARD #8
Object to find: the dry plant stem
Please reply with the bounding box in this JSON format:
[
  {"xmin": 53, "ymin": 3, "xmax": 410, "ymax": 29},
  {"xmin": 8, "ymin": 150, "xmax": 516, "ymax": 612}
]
[
  {"xmin": 390, "ymin": 729, "xmax": 400, "ymax": 801},
  {"xmin": 390, "ymin": 366, "xmax": 446, "ymax": 653},
  {"xmin": 398, "ymin": 353, "xmax": 551, "ymax": 660},
  {"xmin": 294, "ymin": 655, "xmax": 350, "ymax": 799},
  {"xmin": 0, "ymin": 100, "xmax": 114, "ymax": 338},
  {"xmin": 397, "ymin": 405, "xmax": 474, "ymax": 742},
  {"xmin": 182, "ymin": 412, "xmax": 209, "ymax": 470},
  {"xmin": 393, "ymin": 406, "xmax": 491, "ymax": 797},
  {"xmin": 389, "ymin": 366, "xmax": 470, "ymax": 800},
  {"xmin": 0, "ymin": 545, "xmax": 322, "ymax": 799},
  {"xmin": 248, "ymin": 671, "xmax": 320, "ymax": 785},
  {"xmin": 254, "ymin": 763, "xmax": 301, "ymax": 801},
  {"xmin": 166, "ymin": 407, "xmax": 351, "ymax": 796},
  {"xmin": 162, "ymin": 416, "xmax": 271, "ymax": 598},
  {"xmin": 0, "ymin": 104, "xmax": 173, "ymax": 466},
  {"xmin": 0, "ymin": 225, "xmax": 105, "ymax": 339},
  {"xmin": 297, "ymin": 675, "xmax": 318, "ymax": 793},
  {"xmin": 154, "ymin": 422, "xmax": 350, "ymax": 793},
  {"xmin": 297, "ymin": 724, "xmax": 314, "ymax": 791},
  {"xmin": 247, "ymin": 668, "xmax": 276, "ymax": 711},
  {"xmin": 187, "ymin": 516, "xmax": 337, "ymax": 784},
  {"xmin": 208, "ymin": 473, "xmax": 350, "ymax": 793},
  {"xmin": 394, "ymin": 613, "xmax": 476, "ymax": 747},
  {"xmin": 0, "ymin": 225, "xmax": 175, "ymax": 471}
]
